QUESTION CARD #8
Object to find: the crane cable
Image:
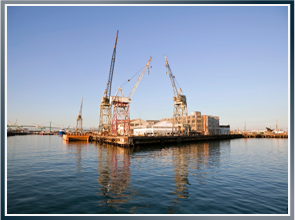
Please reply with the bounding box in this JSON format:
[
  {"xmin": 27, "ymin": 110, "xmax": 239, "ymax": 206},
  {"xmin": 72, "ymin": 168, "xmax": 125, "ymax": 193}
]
[
  {"xmin": 119, "ymin": 65, "xmax": 146, "ymax": 88},
  {"xmin": 175, "ymin": 78, "xmax": 184, "ymax": 94}
]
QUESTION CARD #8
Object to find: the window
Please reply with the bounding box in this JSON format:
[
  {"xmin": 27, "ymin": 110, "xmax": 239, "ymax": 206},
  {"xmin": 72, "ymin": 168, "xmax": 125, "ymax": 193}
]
[
  {"xmin": 187, "ymin": 120, "xmax": 190, "ymax": 123},
  {"xmin": 197, "ymin": 120, "xmax": 201, "ymax": 123},
  {"xmin": 192, "ymin": 120, "xmax": 195, "ymax": 123}
]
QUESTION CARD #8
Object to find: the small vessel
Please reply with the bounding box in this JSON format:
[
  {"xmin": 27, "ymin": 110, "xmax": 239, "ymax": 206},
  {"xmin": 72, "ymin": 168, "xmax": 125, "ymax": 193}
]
[{"xmin": 59, "ymin": 125, "xmax": 66, "ymax": 136}]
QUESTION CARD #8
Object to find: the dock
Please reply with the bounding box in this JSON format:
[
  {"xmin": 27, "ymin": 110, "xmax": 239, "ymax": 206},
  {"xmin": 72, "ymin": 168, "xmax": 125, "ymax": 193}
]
[
  {"xmin": 242, "ymin": 133, "xmax": 288, "ymax": 139},
  {"xmin": 63, "ymin": 132, "xmax": 288, "ymax": 146},
  {"xmin": 89, "ymin": 134, "xmax": 244, "ymax": 147}
]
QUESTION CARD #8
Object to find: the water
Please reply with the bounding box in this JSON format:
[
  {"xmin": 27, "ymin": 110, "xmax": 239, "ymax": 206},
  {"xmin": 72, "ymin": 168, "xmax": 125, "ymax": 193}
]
[{"xmin": 7, "ymin": 135, "xmax": 288, "ymax": 214}]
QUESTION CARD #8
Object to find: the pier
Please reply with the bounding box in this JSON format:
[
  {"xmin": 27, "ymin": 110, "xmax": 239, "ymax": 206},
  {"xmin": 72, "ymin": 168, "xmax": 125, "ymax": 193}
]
[
  {"xmin": 89, "ymin": 134, "xmax": 244, "ymax": 147},
  {"xmin": 242, "ymin": 133, "xmax": 288, "ymax": 139}
]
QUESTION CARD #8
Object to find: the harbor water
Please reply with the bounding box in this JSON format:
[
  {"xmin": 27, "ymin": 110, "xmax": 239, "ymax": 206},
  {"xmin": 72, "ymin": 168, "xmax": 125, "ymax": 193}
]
[{"xmin": 7, "ymin": 135, "xmax": 288, "ymax": 214}]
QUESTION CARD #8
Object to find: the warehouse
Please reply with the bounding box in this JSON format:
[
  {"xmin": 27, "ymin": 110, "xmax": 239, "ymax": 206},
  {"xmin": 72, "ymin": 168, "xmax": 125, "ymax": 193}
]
[
  {"xmin": 133, "ymin": 121, "xmax": 176, "ymax": 136},
  {"xmin": 219, "ymin": 125, "xmax": 230, "ymax": 135}
]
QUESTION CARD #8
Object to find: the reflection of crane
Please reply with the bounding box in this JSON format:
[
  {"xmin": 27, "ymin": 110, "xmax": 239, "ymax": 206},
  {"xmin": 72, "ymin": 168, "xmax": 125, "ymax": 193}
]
[
  {"xmin": 98, "ymin": 30, "xmax": 119, "ymax": 134},
  {"xmin": 110, "ymin": 57, "xmax": 152, "ymax": 136},
  {"xmin": 164, "ymin": 55, "xmax": 189, "ymax": 135},
  {"xmin": 96, "ymin": 145, "xmax": 131, "ymax": 209},
  {"xmin": 76, "ymin": 97, "xmax": 83, "ymax": 133}
]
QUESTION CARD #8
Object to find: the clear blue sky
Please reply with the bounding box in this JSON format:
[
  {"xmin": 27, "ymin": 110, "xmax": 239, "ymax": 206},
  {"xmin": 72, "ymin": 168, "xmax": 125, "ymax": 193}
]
[{"xmin": 7, "ymin": 5, "xmax": 289, "ymax": 131}]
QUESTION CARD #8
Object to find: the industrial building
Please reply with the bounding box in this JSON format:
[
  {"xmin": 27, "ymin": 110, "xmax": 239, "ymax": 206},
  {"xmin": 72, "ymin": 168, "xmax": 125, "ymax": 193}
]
[
  {"xmin": 219, "ymin": 125, "xmax": 230, "ymax": 135},
  {"xmin": 133, "ymin": 121, "xmax": 176, "ymax": 136},
  {"xmin": 130, "ymin": 119, "xmax": 148, "ymax": 134},
  {"xmin": 202, "ymin": 115, "xmax": 220, "ymax": 135},
  {"xmin": 160, "ymin": 111, "xmax": 226, "ymax": 135},
  {"xmin": 160, "ymin": 111, "xmax": 202, "ymax": 133}
]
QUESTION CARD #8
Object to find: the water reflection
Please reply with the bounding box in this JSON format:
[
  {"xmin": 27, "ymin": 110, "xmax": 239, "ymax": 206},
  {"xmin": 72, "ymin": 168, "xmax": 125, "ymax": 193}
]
[
  {"xmin": 64, "ymin": 141, "xmax": 89, "ymax": 173},
  {"xmin": 96, "ymin": 144, "xmax": 132, "ymax": 211},
  {"xmin": 168, "ymin": 141, "xmax": 221, "ymax": 212},
  {"xmin": 64, "ymin": 140, "xmax": 223, "ymax": 213}
]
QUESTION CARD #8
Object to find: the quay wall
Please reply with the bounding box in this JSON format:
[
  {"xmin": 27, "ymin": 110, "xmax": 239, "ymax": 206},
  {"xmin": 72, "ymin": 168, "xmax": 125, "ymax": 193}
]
[{"xmin": 90, "ymin": 134, "xmax": 244, "ymax": 147}]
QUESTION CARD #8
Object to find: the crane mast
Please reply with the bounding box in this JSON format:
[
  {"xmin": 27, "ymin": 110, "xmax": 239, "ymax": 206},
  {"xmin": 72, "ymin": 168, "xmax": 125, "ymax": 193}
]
[
  {"xmin": 164, "ymin": 55, "xmax": 189, "ymax": 135},
  {"xmin": 98, "ymin": 30, "xmax": 119, "ymax": 133},
  {"xmin": 76, "ymin": 97, "xmax": 83, "ymax": 133}
]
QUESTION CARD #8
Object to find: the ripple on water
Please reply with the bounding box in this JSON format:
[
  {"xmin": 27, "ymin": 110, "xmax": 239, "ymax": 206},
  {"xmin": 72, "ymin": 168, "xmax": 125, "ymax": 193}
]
[{"xmin": 7, "ymin": 136, "xmax": 288, "ymax": 214}]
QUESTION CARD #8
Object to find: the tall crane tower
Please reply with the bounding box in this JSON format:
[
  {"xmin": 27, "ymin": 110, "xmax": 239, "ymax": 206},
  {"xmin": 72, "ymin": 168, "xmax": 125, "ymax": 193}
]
[
  {"xmin": 164, "ymin": 55, "xmax": 189, "ymax": 135},
  {"xmin": 98, "ymin": 30, "xmax": 119, "ymax": 134},
  {"xmin": 76, "ymin": 97, "xmax": 83, "ymax": 133},
  {"xmin": 110, "ymin": 57, "xmax": 152, "ymax": 136}
]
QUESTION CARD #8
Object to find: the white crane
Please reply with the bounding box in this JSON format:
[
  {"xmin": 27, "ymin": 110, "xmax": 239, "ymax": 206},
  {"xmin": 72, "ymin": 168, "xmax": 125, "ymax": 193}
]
[
  {"xmin": 164, "ymin": 55, "xmax": 189, "ymax": 135},
  {"xmin": 76, "ymin": 97, "xmax": 83, "ymax": 133}
]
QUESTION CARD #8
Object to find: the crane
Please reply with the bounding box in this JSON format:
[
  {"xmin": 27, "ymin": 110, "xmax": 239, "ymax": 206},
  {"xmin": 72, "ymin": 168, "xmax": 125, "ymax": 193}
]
[
  {"xmin": 76, "ymin": 97, "xmax": 83, "ymax": 133},
  {"xmin": 128, "ymin": 56, "xmax": 152, "ymax": 99},
  {"xmin": 110, "ymin": 56, "xmax": 152, "ymax": 136},
  {"xmin": 98, "ymin": 30, "xmax": 119, "ymax": 134},
  {"xmin": 164, "ymin": 55, "xmax": 189, "ymax": 135},
  {"xmin": 8, "ymin": 120, "xmax": 17, "ymax": 131}
]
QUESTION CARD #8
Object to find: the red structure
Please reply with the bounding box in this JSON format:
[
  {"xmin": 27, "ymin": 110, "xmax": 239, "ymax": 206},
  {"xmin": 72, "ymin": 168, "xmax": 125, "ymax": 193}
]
[{"xmin": 111, "ymin": 102, "xmax": 130, "ymax": 136}]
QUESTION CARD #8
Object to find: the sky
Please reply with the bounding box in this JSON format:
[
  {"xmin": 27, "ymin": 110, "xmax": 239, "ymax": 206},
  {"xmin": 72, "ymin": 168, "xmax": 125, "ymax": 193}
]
[{"xmin": 7, "ymin": 5, "xmax": 289, "ymax": 131}]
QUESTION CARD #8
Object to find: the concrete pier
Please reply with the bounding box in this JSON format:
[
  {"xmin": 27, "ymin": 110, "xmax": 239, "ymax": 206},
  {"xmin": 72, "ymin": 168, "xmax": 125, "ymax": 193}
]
[{"xmin": 90, "ymin": 134, "xmax": 244, "ymax": 147}]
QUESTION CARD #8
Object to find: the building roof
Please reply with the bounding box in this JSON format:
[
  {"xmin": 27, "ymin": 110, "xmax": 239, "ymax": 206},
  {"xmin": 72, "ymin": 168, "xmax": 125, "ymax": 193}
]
[
  {"xmin": 130, "ymin": 118, "xmax": 146, "ymax": 122},
  {"xmin": 153, "ymin": 121, "xmax": 173, "ymax": 127}
]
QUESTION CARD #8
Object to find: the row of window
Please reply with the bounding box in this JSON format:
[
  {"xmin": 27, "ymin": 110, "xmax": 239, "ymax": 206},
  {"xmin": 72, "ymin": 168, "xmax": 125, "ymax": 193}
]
[{"xmin": 187, "ymin": 120, "xmax": 202, "ymax": 123}]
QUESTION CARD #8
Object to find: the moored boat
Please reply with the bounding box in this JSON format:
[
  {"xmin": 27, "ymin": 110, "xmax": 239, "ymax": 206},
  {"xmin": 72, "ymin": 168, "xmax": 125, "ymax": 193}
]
[{"xmin": 59, "ymin": 125, "xmax": 66, "ymax": 136}]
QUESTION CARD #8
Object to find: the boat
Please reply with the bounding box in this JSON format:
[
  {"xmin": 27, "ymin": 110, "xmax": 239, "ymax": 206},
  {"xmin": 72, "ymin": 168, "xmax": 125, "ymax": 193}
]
[{"xmin": 59, "ymin": 125, "xmax": 66, "ymax": 136}]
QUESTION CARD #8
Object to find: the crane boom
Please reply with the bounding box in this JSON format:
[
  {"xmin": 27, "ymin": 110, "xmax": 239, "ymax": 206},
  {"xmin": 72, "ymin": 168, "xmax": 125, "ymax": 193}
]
[
  {"xmin": 164, "ymin": 55, "xmax": 178, "ymax": 97},
  {"xmin": 105, "ymin": 30, "xmax": 119, "ymax": 101},
  {"xmin": 129, "ymin": 56, "xmax": 152, "ymax": 99},
  {"xmin": 79, "ymin": 97, "xmax": 83, "ymax": 116},
  {"xmin": 99, "ymin": 31, "xmax": 119, "ymax": 133}
]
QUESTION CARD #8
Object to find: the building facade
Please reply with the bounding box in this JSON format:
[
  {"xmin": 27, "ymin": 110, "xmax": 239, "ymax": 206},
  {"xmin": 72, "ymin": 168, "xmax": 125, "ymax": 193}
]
[
  {"xmin": 160, "ymin": 111, "xmax": 203, "ymax": 132},
  {"xmin": 133, "ymin": 121, "xmax": 176, "ymax": 136},
  {"xmin": 202, "ymin": 115, "xmax": 220, "ymax": 135},
  {"xmin": 130, "ymin": 119, "xmax": 148, "ymax": 134},
  {"xmin": 219, "ymin": 125, "xmax": 230, "ymax": 135}
]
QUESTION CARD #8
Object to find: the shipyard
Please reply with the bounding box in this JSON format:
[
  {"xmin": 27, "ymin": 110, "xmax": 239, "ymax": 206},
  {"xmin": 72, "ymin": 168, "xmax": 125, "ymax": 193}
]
[
  {"xmin": 7, "ymin": 31, "xmax": 288, "ymax": 144},
  {"xmin": 6, "ymin": 5, "xmax": 290, "ymax": 215},
  {"xmin": 7, "ymin": 30, "xmax": 288, "ymax": 145}
]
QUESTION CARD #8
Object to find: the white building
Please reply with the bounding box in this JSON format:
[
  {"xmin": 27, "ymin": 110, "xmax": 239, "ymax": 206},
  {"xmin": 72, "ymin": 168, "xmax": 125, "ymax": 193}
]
[
  {"xmin": 202, "ymin": 115, "xmax": 220, "ymax": 135},
  {"xmin": 133, "ymin": 121, "xmax": 176, "ymax": 136},
  {"xmin": 219, "ymin": 125, "xmax": 230, "ymax": 135}
]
